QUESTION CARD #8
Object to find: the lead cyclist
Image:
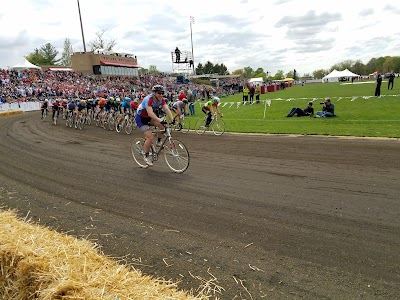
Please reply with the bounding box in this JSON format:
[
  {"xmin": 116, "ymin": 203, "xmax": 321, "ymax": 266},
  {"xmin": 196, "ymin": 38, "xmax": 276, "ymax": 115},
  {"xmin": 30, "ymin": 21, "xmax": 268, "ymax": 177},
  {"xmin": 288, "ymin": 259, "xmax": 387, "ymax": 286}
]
[{"xmin": 135, "ymin": 85, "xmax": 175, "ymax": 166}]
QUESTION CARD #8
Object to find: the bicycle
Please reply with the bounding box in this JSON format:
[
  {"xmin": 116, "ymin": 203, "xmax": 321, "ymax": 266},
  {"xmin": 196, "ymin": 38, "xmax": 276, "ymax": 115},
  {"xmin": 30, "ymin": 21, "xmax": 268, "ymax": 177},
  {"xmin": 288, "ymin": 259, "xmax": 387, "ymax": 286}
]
[
  {"xmin": 65, "ymin": 111, "xmax": 74, "ymax": 128},
  {"xmin": 116, "ymin": 112, "xmax": 136, "ymax": 134},
  {"xmin": 131, "ymin": 123, "xmax": 190, "ymax": 173},
  {"xmin": 171, "ymin": 114, "xmax": 190, "ymax": 133},
  {"xmin": 194, "ymin": 114, "xmax": 225, "ymax": 135},
  {"xmin": 41, "ymin": 108, "xmax": 48, "ymax": 121}
]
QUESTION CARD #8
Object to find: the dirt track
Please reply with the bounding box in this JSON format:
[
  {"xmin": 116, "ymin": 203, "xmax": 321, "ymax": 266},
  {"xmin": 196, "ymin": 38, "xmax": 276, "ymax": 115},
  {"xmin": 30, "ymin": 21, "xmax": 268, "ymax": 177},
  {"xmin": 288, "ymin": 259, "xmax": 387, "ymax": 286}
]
[{"xmin": 1, "ymin": 111, "xmax": 399, "ymax": 299}]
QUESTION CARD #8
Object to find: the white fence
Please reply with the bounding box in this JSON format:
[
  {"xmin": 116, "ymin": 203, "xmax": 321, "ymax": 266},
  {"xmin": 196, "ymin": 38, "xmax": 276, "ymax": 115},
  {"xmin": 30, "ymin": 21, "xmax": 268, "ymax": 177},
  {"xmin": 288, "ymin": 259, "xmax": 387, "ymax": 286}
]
[{"xmin": 0, "ymin": 101, "xmax": 41, "ymax": 112}]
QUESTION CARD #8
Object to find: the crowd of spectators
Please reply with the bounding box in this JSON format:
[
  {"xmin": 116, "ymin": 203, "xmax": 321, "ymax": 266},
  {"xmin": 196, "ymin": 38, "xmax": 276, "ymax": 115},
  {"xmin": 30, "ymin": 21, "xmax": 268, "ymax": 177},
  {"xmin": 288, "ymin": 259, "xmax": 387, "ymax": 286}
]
[{"xmin": 0, "ymin": 68, "xmax": 243, "ymax": 104}]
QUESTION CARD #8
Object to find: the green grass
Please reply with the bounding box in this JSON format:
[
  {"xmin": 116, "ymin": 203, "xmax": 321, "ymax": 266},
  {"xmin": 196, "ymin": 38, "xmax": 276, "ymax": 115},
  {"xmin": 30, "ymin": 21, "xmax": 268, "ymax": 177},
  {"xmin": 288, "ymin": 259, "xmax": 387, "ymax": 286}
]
[{"xmin": 189, "ymin": 80, "xmax": 400, "ymax": 138}]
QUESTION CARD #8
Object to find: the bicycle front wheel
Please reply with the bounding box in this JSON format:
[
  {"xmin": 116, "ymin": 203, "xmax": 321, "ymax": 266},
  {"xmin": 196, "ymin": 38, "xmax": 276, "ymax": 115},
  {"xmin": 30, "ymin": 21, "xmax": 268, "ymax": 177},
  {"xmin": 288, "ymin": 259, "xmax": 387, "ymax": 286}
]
[
  {"xmin": 125, "ymin": 119, "xmax": 133, "ymax": 135},
  {"xmin": 211, "ymin": 118, "xmax": 225, "ymax": 136},
  {"xmin": 181, "ymin": 119, "xmax": 190, "ymax": 133},
  {"xmin": 131, "ymin": 138, "xmax": 150, "ymax": 169},
  {"xmin": 194, "ymin": 118, "xmax": 206, "ymax": 135},
  {"xmin": 163, "ymin": 139, "xmax": 190, "ymax": 173}
]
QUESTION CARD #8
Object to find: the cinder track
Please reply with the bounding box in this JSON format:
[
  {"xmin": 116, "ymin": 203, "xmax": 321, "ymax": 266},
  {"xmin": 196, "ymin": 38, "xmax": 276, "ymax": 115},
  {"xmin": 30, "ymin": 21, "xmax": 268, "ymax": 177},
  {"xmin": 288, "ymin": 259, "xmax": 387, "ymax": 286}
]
[{"xmin": 1, "ymin": 112, "xmax": 399, "ymax": 299}]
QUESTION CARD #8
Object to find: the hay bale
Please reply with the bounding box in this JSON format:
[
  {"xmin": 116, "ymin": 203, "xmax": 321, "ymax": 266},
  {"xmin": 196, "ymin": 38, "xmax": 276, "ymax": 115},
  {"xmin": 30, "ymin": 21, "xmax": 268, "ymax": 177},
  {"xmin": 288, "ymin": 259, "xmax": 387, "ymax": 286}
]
[
  {"xmin": 0, "ymin": 210, "xmax": 203, "ymax": 299},
  {"xmin": 0, "ymin": 110, "xmax": 24, "ymax": 117}
]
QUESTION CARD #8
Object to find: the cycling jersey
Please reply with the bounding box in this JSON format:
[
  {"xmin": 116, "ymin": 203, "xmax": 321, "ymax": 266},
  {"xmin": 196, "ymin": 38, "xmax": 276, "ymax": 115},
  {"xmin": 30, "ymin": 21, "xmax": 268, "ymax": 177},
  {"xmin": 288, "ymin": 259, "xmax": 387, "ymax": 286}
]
[
  {"xmin": 172, "ymin": 100, "xmax": 185, "ymax": 110},
  {"xmin": 67, "ymin": 102, "xmax": 76, "ymax": 111},
  {"xmin": 137, "ymin": 94, "xmax": 165, "ymax": 118},
  {"xmin": 203, "ymin": 100, "xmax": 217, "ymax": 111},
  {"xmin": 98, "ymin": 99, "xmax": 106, "ymax": 108},
  {"xmin": 120, "ymin": 101, "xmax": 131, "ymax": 113},
  {"xmin": 76, "ymin": 103, "xmax": 87, "ymax": 111}
]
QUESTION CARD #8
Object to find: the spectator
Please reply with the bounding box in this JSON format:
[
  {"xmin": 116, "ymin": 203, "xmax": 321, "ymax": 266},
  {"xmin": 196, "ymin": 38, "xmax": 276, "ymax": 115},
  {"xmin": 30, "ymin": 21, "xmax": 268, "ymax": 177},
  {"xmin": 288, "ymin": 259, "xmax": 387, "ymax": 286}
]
[
  {"xmin": 286, "ymin": 101, "xmax": 314, "ymax": 117},
  {"xmin": 174, "ymin": 47, "xmax": 181, "ymax": 63},
  {"xmin": 242, "ymin": 85, "xmax": 249, "ymax": 104},
  {"xmin": 388, "ymin": 72, "xmax": 395, "ymax": 90},
  {"xmin": 249, "ymin": 84, "xmax": 255, "ymax": 103},
  {"xmin": 375, "ymin": 73, "xmax": 382, "ymax": 96},
  {"xmin": 255, "ymin": 84, "xmax": 261, "ymax": 103},
  {"xmin": 316, "ymin": 98, "xmax": 335, "ymax": 117}
]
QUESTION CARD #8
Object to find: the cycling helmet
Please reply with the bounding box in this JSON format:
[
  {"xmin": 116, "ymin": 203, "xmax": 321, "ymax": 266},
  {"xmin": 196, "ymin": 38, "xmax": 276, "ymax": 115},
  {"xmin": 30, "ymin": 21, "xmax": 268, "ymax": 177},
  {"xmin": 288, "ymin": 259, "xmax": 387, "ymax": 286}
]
[
  {"xmin": 110, "ymin": 96, "xmax": 115, "ymax": 101},
  {"xmin": 116, "ymin": 97, "xmax": 121, "ymax": 102},
  {"xmin": 45, "ymin": 99, "xmax": 49, "ymax": 102},
  {"xmin": 152, "ymin": 85, "xmax": 164, "ymax": 93},
  {"xmin": 80, "ymin": 100, "xmax": 86, "ymax": 105},
  {"xmin": 182, "ymin": 98, "xmax": 188, "ymax": 104},
  {"xmin": 213, "ymin": 96, "xmax": 220, "ymax": 103},
  {"xmin": 124, "ymin": 97, "xmax": 131, "ymax": 102}
]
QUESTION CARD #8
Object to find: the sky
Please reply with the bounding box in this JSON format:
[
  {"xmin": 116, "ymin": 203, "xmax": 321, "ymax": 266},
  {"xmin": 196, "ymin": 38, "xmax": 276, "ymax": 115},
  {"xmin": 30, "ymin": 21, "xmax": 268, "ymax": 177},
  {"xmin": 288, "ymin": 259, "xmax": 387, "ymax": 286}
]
[{"xmin": 1, "ymin": 0, "xmax": 399, "ymax": 76}]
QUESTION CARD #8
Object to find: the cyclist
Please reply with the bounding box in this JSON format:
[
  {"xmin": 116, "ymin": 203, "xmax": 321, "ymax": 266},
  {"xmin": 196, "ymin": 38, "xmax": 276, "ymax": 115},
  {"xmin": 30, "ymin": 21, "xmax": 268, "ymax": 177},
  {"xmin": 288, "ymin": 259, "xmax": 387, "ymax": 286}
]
[
  {"xmin": 41, "ymin": 99, "xmax": 49, "ymax": 119},
  {"xmin": 51, "ymin": 99, "xmax": 61, "ymax": 121},
  {"xmin": 202, "ymin": 96, "xmax": 223, "ymax": 127},
  {"xmin": 67, "ymin": 99, "xmax": 76, "ymax": 119},
  {"xmin": 105, "ymin": 96, "xmax": 115, "ymax": 113},
  {"xmin": 136, "ymin": 85, "xmax": 174, "ymax": 166},
  {"xmin": 130, "ymin": 98, "xmax": 139, "ymax": 116},
  {"xmin": 116, "ymin": 96, "xmax": 131, "ymax": 130},
  {"xmin": 75, "ymin": 99, "xmax": 87, "ymax": 121},
  {"xmin": 171, "ymin": 98, "xmax": 188, "ymax": 129}
]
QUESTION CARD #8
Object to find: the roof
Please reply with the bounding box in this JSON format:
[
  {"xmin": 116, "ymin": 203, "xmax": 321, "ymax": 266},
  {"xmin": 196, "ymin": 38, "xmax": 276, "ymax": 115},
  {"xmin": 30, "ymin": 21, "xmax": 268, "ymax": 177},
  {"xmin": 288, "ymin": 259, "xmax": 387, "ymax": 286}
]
[{"xmin": 100, "ymin": 61, "xmax": 140, "ymax": 68}]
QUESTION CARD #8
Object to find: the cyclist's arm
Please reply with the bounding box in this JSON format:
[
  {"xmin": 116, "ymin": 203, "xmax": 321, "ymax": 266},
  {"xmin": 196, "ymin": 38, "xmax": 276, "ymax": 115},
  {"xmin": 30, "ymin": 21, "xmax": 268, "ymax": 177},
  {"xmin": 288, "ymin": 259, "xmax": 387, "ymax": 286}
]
[
  {"xmin": 146, "ymin": 106, "xmax": 162, "ymax": 122},
  {"xmin": 162, "ymin": 103, "xmax": 174, "ymax": 121}
]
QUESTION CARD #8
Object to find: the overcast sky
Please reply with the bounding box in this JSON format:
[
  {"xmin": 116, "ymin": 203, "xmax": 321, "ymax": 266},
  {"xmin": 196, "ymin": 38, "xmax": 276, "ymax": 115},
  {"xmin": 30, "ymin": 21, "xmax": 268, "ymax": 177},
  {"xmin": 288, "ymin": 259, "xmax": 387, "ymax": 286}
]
[{"xmin": 1, "ymin": 0, "xmax": 399, "ymax": 75}]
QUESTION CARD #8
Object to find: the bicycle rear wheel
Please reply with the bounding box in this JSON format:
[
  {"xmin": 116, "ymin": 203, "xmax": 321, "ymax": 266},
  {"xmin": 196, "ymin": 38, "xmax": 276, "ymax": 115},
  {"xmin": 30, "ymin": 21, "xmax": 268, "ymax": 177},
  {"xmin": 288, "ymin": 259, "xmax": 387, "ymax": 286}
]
[
  {"xmin": 163, "ymin": 139, "xmax": 190, "ymax": 173},
  {"xmin": 131, "ymin": 138, "xmax": 150, "ymax": 169},
  {"xmin": 194, "ymin": 118, "xmax": 206, "ymax": 135},
  {"xmin": 211, "ymin": 118, "xmax": 225, "ymax": 136}
]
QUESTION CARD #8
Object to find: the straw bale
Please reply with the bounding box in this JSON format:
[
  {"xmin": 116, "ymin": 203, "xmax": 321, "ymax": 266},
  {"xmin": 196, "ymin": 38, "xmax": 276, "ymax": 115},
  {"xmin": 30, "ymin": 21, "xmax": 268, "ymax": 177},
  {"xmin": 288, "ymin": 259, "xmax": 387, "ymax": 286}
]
[
  {"xmin": 0, "ymin": 209, "xmax": 204, "ymax": 299},
  {"xmin": 0, "ymin": 110, "xmax": 24, "ymax": 117}
]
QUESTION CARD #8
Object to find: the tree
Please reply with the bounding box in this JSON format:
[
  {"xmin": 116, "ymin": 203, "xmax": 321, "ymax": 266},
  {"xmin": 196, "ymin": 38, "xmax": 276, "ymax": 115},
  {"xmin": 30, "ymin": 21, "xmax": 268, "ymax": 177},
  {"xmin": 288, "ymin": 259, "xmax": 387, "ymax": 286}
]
[
  {"xmin": 148, "ymin": 65, "xmax": 158, "ymax": 74},
  {"xmin": 60, "ymin": 38, "xmax": 73, "ymax": 66},
  {"xmin": 242, "ymin": 66, "xmax": 254, "ymax": 79},
  {"xmin": 26, "ymin": 48, "xmax": 46, "ymax": 66},
  {"xmin": 313, "ymin": 69, "xmax": 328, "ymax": 79},
  {"xmin": 40, "ymin": 43, "xmax": 60, "ymax": 65},
  {"xmin": 88, "ymin": 29, "xmax": 116, "ymax": 51},
  {"xmin": 231, "ymin": 69, "xmax": 244, "ymax": 77},
  {"xmin": 26, "ymin": 43, "xmax": 60, "ymax": 66},
  {"xmin": 195, "ymin": 63, "xmax": 204, "ymax": 75},
  {"xmin": 203, "ymin": 61, "xmax": 214, "ymax": 74},
  {"xmin": 272, "ymin": 70, "xmax": 284, "ymax": 80}
]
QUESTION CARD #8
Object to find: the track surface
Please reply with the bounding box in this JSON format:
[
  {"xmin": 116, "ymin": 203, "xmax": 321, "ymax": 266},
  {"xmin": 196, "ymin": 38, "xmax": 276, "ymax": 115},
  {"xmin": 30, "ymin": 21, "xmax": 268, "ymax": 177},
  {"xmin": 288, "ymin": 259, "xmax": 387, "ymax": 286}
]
[{"xmin": 1, "ymin": 112, "xmax": 399, "ymax": 299}]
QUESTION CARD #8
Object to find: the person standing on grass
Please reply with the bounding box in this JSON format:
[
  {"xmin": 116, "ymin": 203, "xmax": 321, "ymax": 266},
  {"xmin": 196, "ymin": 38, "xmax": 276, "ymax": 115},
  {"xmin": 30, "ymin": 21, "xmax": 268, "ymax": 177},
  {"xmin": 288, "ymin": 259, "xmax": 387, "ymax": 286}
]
[
  {"xmin": 388, "ymin": 72, "xmax": 395, "ymax": 90},
  {"xmin": 375, "ymin": 73, "xmax": 382, "ymax": 96}
]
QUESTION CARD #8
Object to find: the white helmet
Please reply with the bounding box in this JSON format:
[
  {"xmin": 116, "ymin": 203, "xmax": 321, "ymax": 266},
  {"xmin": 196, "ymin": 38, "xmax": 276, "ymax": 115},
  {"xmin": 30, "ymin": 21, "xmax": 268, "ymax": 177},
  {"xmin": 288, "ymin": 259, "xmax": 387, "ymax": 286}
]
[{"xmin": 213, "ymin": 96, "xmax": 220, "ymax": 103}]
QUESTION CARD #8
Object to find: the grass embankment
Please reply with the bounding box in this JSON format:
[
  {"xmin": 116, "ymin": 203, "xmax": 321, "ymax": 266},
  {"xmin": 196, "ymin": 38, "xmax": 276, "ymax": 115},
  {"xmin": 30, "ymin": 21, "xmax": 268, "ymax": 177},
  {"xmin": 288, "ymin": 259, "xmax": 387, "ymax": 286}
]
[
  {"xmin": 193, "ymin": 80, "xmax": 400, "ymax": 138},
  {"xmin": 0, "ymin": 209, "xmax": 203, "ymax": 300}
]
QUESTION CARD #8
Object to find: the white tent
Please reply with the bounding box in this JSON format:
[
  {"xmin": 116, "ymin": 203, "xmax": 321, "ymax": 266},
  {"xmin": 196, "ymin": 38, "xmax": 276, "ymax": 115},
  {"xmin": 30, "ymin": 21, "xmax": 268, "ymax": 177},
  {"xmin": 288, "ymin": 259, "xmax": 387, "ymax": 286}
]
[
  {"xmin": 249, "ymin": 77, "xmax": 263, "ymax": 85},
  {"xmin": 11, "ymin": 59, "xmax": 41, "ymax": 70},
  {"xmin": 322, "ymin": 69, "xmax": 360, "ymax": 83}
]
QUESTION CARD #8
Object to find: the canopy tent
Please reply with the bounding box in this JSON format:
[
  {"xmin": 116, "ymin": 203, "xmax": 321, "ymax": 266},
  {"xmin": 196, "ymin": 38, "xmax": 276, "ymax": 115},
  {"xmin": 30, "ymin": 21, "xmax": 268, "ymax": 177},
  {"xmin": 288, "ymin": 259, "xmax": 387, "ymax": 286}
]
[
  {"xmin": 283, "ymin": 77, "xmax": 294, "ymax": 82},
  {"xmin": 322, "ymin": 69, "xmax": 360, "ymax": 82},
  {"xmin": 249, "ymin": 77, "xmax": 263, "ymax": 85},
  {"xmin": 11, "ymin": 59, "xmax": 41, "ymax": 70}
]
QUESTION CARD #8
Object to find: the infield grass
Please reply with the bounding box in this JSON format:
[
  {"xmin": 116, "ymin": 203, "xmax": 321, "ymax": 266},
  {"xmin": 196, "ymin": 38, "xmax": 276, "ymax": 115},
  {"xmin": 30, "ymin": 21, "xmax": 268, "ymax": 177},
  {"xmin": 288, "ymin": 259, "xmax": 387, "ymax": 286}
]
[{"xmin": 190, "ymin": 80, "xmax": 400, "ymax": 138}]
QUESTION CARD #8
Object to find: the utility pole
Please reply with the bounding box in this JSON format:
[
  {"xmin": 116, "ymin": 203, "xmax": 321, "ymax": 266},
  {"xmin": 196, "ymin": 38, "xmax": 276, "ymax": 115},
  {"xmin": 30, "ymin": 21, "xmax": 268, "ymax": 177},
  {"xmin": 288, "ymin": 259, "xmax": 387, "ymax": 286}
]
[
  {"xmin": 190, "ymin": 16, "xmax": 195, "ymax": 73},
  {"xmin": 77, "ymin": 0, "xmax": 87, "ymax": 52}
]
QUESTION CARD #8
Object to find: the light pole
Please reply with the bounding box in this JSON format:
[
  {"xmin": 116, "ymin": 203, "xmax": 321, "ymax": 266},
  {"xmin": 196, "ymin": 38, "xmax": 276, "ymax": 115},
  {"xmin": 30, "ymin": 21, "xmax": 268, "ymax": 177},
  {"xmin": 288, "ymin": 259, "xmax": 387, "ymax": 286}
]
[
  {"xmin": 77, "ymin": 0, "xmax": 87, "ymax": 52},
  {"xmin": 190, "ymin": 16, "xmax": 195, "ymax": 73}
]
